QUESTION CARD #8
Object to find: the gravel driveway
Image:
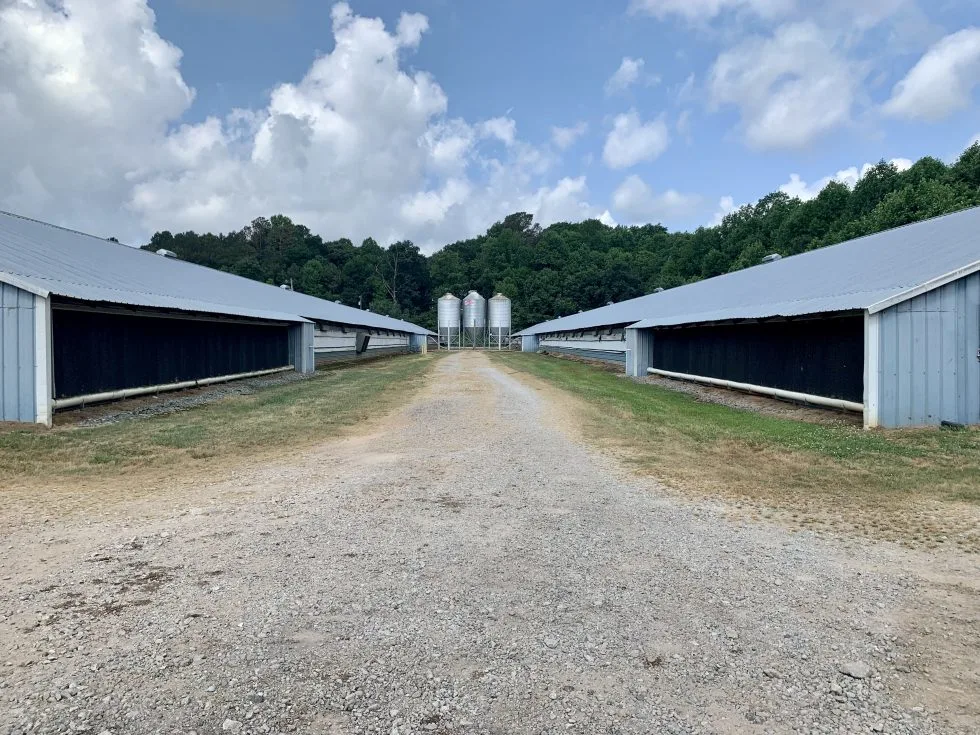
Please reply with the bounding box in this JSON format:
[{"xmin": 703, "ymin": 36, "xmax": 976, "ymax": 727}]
[{"xmin": 1, "ymin": 352, "xmax": 976, "ymax": 734}]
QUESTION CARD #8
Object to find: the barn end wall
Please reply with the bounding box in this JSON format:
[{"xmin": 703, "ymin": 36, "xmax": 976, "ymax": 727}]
[
  {"xmin": 0, "ymin": 283, "xmax": 41, "ymax": 423},
  {"xmin": 521, "ymin": 335, "xmax": 539, "ymax": 352},
  {"xmin": 289, "ymin": 322, "xmax": 315, "ymax": 374},
  {"xmin": 626, "ymin": 328, "xmax": 653, "ymax": 377},
  {"xmin": 875, "ymin": 272, "xmax": 980, "ymax": 427}
]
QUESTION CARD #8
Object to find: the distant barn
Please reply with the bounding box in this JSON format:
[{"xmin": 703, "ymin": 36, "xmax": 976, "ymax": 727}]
[
  {"xmin": 0, "ymin": 211, "xmax": 432, "ymax": 425},
  {"xmin": 516, "ymin": 206, "xmax": 980, "ymax": 428}
]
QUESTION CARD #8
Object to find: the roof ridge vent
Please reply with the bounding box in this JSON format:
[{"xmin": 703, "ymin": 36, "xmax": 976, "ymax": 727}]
[
  {"xmin": 761, "ymin": 253, "xmax": 782, "ymax": 263},
  {"xmin": 156, "ymin": 248, "xmax": 178, "ymax": 259}
]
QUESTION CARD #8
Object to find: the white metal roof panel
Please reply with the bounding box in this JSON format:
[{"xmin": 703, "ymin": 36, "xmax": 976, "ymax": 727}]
[
  {"xmin": 0, "ymin": 211, "xmax": 433, "ymax": 335},
  {"xmin": 516, "ymin": 206, "xmax": 980, "ymax": 335}
]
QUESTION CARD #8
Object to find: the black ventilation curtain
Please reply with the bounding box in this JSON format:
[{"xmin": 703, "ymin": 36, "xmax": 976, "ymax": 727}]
[
  {"xmin": 650, "ymin": 314, "xmax": 865, "ymax": 402},
  {"xmin": 52, "ymin": 307, "xmax": 290, "ymax": 399}
]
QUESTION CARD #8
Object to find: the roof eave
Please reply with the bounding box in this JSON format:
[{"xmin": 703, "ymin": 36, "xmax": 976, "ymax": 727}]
[
  {"xmin": 867, "ymin": 259, "xmax": 980, "ymax": 314},
  {"xmin": 0, "ymin": 271, "xmax": 49, "ymax": 298}
]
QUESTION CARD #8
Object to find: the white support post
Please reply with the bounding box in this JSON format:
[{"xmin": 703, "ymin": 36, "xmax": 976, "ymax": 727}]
[
  {"xmin": 864, "ymin": 310, "xmax": 880, "ymax": 429},
  {"xmin": 625, "ymin": 328, "xmax": 652, "ymax": 377},
  {"xmin": 33, "ymin": 295, "xmax": 53, "ymax": 427}
]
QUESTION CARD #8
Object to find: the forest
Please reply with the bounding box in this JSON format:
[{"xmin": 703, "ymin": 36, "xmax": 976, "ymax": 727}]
[{"xmin": 143, "ymin": 145, "xmax": 980, "ymax": 331}]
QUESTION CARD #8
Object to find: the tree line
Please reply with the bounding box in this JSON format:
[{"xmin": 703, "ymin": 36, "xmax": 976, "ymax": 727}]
[{"xmin": 144, "ymin": 145, "xmax": 980, "ymax": 331}]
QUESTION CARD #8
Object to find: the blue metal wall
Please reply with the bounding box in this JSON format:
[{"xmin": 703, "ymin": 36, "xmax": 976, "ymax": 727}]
[
  {"xmin": 877, "ymin": 272, "xmax": 980, "ymax": 427},
  {"xmin": 0, "ymin": 283, "xmax": 36, "ymax": 422}
]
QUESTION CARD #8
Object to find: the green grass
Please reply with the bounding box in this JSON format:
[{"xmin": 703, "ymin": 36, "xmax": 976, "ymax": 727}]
[
  {"xmin": 489, "ymin": 352, "xmax": 980, "ymax": 550},
  {"xmin": 0, "ymin": 354, "xmax": 441, "ymax": 489}
]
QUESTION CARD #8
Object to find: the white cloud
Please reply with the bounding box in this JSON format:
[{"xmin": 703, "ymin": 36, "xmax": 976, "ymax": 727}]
[
  {"xmin": 883, "ymin": 28, "xmax": 980, "ymax": 121},
  {"xmin": 605, "ymin": 57, "xmax": 645, "ymax": 95},
  {"xmin": 710, "ymin": 195, "xmax": 740, "ymax": 225},
  {"xmin": 517, "ymin": 176, "xmax": 600, "ymax": 225},
  {"xmin": 602, "ymin": 111, "xmax": 670, "ymax": 169},
  {"xmin": 630, "ymin": 0, "xmax": 924, "ymax": 33},
  {"xmin": 400, "ymin": 178, "xmax": 471, "ymax": 226},
  {"xmin": 551, "ymin": 122, "xmax": 588, "ymax": 150},
  {"xmin": 612, "ymin": 175, "xmax": 701, "ymax": 222},
  {"xmin": 395, "ymin": 11, "xmax": 429, "ymax": 48},
  {"xmin": 0, "ymin": 0, "xmax": 194, "ymax": 234},
  {"xmin": 0, "ymin": 0, "xmax": 604, "ymax": 250},
  {"xmin": 628, "ymin": 0, "xmax": 794, "ymax": 22},
  {"xmin": 707, "ymin": 22, "xmax": 858, "ymax": 149},
  {"xmin": 478, "ymin": 117, "xmax": 517, "ymax": 146},
  {"xmin": 779, "ymin": 157, "xmax": 913, "ymax": 200},
  {"xmin": 598, "ymin": 210, "xmax": 618, "ymax": 227}
]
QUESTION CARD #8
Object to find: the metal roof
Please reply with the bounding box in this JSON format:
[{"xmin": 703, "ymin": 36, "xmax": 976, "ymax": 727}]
[
  {"xmin": 0, "ymin": 211, "xmax": 433, "ymax": 335},
  {"xmin": 516, "ymin": 205, "xmax": 980, "ymax": 335}
]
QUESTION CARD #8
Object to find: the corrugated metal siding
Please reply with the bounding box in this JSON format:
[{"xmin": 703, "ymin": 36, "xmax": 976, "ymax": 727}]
[
  {"xmin": 541, "ymin": 346, "xmax": 626, "ymax": 364},
  {"xmin": 626, "ymin": 328, "xmax": 653, "ymax": 377},
  {"xmin": 521, "ymin": 335, "xmax": 539, "ymax": 352},
  {"xmin": 289, "ymin": 322, "xmax": 315, "ymax": 374},
  {"xmin": 878, "ymin": 272, "xmax": 980, "ymax": 427},
  {"xmin": 314, "ymin": 346, "xmax": 410, "ymax": 365},
  {"xmin": 540, "ymin": 331, "xmax": 627, "ymax": 365},
  {"xmin": 314, "ymin": 325, "xmax": 411, "ymax": 356},
  {"xmin": 0, "ymin": 283, "xmax": 36, "ymax": 422}
]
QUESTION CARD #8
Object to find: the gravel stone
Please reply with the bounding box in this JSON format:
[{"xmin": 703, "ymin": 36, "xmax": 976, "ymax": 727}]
[{"xmin": 841, "ymin": 662, "xmax": 872, "ymax": 680}]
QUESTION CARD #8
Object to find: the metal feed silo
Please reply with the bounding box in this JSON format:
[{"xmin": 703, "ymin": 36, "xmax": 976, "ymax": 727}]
[
  {"xmin": 461, "ymin": 290, "xmax": 487, "ymax": 348},
  {"xmin": 488, "ymin": 293, "xmax": 512, "ymax": 350},
  {"xmin": 437, "ymin": 293, "xmax": 461, "ymax": 350}
]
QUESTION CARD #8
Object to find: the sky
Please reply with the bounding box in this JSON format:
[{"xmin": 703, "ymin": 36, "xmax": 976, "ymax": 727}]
[{"xmin": 1, "ymin": 0, "xmax": 978, "ymax": 252}]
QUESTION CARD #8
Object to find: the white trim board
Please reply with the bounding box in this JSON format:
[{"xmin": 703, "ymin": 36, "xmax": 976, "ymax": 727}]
[
  {"xmin": 868, "ymin": 260, "xmax": 980, "ymax": 314},
  {"xmin": 863, "ymin": 310, "xmax": 880, "ymax": 429},
  {"xmin": 0, "ymin": 271, "xmax": 49, "ymax": 298},
  {"xmin": 33, "ymin": 294, "xmax": 53, "ymax": 427}
]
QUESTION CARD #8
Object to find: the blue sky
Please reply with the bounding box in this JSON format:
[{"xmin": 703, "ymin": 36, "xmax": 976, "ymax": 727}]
[{"xmin": 0, "ymin": 0, "xmax": 978, "ymax": 249}]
